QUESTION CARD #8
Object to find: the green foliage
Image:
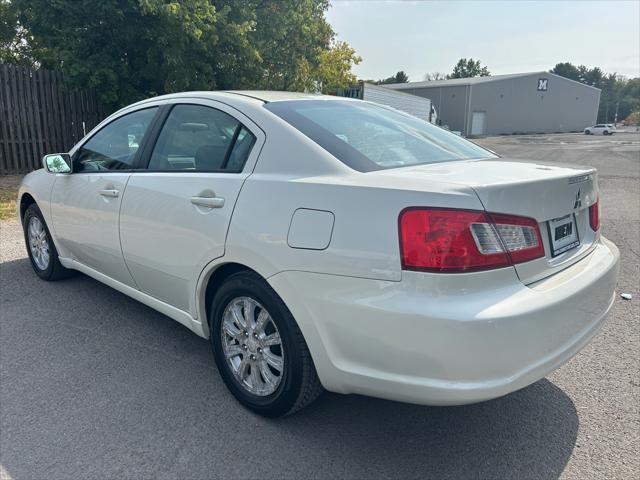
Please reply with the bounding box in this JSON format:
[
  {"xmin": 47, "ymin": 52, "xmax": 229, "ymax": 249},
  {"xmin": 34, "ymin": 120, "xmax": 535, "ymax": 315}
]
[
  {"xmin": 551, "ymin": 62, "xmax": 640, "ymax": 123},
  {"xmin": 0, "ymin": 0, "xmax": 34, "ymax": 66},
  {"xmin": 423, "ymin": 72, "xmax": 447, "ymax": 81},
  {"xmin": 449, "ymin": 58, "xmax": 490, "ymax": 79},
  {"xmin": 312, "ymin": 41, "xmax": 361, "ymax": 93},
  {"xmin": 373, "ymin": 71, "xmax": 409, "ymax": 85},
  {"xmin": 2, "ymin": 0, "xmax": 359, "ymax": 111},
  {"xmin": 549, "ymin": 62, "xmax": 581, "ymax": 82},
  {"xmin": 623, "ymin": 111, "xmax": 640, "ymax": 126}
]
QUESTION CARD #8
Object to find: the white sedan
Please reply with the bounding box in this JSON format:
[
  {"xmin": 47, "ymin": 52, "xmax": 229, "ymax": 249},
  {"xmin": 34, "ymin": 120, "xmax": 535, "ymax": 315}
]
[
  {"xmin": 584, "ymin": 124, "xmax": 616, "ymax": 135},
  {"xmin": 18, "ymin": 91, "xmax": 620, "ymax": 417}
]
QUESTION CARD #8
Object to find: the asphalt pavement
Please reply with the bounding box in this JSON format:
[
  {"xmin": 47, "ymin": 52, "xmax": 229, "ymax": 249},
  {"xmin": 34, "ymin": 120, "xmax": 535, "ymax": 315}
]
[{"xmin": 1, "ymin": 132, "xmax": 638, "ymax": 479}]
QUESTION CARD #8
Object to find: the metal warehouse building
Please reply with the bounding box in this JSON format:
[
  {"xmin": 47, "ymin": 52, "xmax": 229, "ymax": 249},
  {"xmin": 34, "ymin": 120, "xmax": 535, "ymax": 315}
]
[{"xmin": 386, "ymin": 72, "xmax": 601, "ymax": 136}]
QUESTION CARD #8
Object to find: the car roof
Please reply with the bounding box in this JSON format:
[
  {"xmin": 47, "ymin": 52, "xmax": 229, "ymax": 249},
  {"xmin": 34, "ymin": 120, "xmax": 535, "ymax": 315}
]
[
  {"xmin": 109, "ymin": 90, "xmax": 356, "ymax": 125},
  {"xmin": 132, "ymin": 90, "xmax": 343, "ymax": 105},
  {"xmin": 225, "ymin": 91, "xmax": 332, "ymax": 102}
]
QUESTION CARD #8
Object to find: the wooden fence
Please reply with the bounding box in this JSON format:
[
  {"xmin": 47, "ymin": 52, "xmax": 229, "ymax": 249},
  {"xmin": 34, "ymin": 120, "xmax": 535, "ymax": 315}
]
[{"xmin": 0, "ymin": 63, "xmax": 105, "ymax": 175}]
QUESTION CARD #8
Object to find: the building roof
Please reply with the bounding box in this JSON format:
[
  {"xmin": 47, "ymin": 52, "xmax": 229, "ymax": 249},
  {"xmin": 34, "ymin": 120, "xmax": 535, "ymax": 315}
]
[{"xmin": 384, "ymin": 71, "xmax": 600, "ymax": 91}]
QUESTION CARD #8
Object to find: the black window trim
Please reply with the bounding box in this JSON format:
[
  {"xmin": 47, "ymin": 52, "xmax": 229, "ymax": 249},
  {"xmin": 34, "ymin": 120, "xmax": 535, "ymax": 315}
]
[
  {"xmin": 70, "ymin": 105, "xmax": 163, "ymax": 174},
  {"xmin": 139, "ymin": 102, "xmax": 257, "ymax": 174}
]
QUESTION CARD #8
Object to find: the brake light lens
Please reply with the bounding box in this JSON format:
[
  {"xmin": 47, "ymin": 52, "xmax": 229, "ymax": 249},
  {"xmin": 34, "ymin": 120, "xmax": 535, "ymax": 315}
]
[
  {"xmin": 589, "ymin": 199, "xmax": 600, "ymax": 231},
  {"xmin": 399, "ymin": 208, "xmax": 544, "ymax": 273}
]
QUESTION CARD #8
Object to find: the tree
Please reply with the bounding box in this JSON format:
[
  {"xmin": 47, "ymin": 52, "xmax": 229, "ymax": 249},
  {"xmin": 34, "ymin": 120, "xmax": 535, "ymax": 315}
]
[
  {"xmin": 550, "ymin": 62, "xmax": 581, "ymax": 82},
  {"xmin": 374, "ymin": 71, "xmax": 409, "ymax": 85},
  {"xmin": 244, "ymin": 0, "xmax": 335, "ymax": 91},
  {"xmin": 2, "ymin": 0, "xmax": 360, "ymax": 111},
  {"xmin": 449, "ymin": 58, "xmax": 490, "ymax": 79},
  {"xmin": 0, "ymin": 0, "xmax": 34, "ymax": 66},
  {"xmin": 623, "ymin": 111, "xmax": 640, "ymax": 126},
  {"xmin": 423, "ymin": 72, "xmax": 447, "ymax": 81},
  {"xmin": 312, "ymin": 41, "xmax": 361, "ymax": 93},
  {"xmin": 551, "ymin": 61, "xmax": 640, "ymax": 123}
]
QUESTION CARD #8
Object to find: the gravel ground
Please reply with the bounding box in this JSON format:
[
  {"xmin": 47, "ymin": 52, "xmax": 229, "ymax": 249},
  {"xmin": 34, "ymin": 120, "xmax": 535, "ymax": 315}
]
[{"xmin": 1, "ymin": 133, "xmax": 638, "ymax": 479}]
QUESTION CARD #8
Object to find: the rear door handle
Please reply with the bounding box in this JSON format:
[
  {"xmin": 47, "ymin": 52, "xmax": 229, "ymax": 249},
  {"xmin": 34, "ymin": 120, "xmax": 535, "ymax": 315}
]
[
  {"xmin": 98, "ymin": 189, "xmax": 119, "ymax": 198},
  {"xmin": 190, "ymin": 196, "xmax": 225, "ymax": 209}
]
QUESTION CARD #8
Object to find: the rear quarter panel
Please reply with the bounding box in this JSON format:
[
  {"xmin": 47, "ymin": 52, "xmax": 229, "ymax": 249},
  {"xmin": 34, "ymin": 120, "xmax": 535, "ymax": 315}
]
[{"xmin": 225, "ymin": 171, "xmax": 483, "ymax": 281}]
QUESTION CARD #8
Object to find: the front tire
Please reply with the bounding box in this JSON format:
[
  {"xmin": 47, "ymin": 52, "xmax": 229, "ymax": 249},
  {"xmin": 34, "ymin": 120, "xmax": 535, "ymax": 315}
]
[
  {"xmin": 210, "ymin": 271, "xmax": 323, "ymax": 417},
  {"xmin": 584, "ymin": 130, "xmax": 591, "ymax": 135},
  {"xmin": 22, "ymin": 203, "xmax": 73, "ymax": 281}
]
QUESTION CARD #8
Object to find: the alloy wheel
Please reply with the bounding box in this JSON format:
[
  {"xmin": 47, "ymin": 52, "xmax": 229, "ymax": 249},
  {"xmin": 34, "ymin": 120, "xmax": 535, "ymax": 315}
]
[
  {"xmin": 221, "ymin": 296, "xmax": 284, "ymax": 396},
  {"xmin": 28, "ymin": 216, "xmax": 50, "ymax": 270}
]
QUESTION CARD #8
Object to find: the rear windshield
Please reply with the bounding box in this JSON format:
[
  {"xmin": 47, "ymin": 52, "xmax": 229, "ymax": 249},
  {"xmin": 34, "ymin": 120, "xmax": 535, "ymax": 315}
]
[{"xmin": 264, "ymin": 100, "xmax": 496, "ymax": 172}]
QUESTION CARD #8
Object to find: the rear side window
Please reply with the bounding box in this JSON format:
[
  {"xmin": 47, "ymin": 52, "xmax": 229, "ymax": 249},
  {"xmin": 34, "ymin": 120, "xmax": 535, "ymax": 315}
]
[
  {"xmin": 147, "ymin": 104, "xmax": 256, "ymax": 172},
  {"xmin": 264, "ymin": 100, "xmax": 495, "ymax": 172},
  {"xmin": 74, "ymin": 107, "xmax": 157, "ymax": 172}
]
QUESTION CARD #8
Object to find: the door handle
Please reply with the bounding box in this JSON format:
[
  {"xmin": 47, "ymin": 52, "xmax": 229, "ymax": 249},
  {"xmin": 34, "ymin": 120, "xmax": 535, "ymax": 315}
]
[
  {"xmin": 190, "ymin": 196, "xmax": 225, "ymax": 208},
  {"xmin": 98, "ymin": 189, "xmax": 119, "ymax": 198}
]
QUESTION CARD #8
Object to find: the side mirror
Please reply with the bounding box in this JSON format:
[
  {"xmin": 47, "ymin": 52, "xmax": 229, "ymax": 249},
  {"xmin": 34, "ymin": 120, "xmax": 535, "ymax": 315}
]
[{"xmin": 43, "ymin": 153, "xmax": 72, "ymax": 174}]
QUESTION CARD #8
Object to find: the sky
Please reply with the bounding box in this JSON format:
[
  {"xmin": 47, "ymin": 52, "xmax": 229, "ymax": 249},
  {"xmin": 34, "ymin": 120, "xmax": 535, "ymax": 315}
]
[{"xmin": 326, "ymin": 0, "xmax": 640, "ymax": 82}]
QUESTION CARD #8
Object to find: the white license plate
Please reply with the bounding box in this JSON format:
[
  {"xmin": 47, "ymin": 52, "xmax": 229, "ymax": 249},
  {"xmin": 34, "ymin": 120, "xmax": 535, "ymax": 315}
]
[{"xmin": 548, "ymin": 214, "xmax": 580, "ymax": 257}]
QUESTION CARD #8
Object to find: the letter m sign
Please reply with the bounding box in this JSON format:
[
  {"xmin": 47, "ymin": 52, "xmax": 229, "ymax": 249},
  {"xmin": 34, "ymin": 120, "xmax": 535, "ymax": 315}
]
[{"xmin": 537, "ymin": 78, "xmax": 548, "ymax": 91}]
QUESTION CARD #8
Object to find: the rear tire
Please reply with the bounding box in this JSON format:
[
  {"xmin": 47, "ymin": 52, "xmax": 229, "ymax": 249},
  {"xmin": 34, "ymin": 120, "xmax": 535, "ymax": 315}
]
[
  {"xmin": 22, "ymin": 203, "xmax": 73, "ymax": 281},
  {"xmin": 210, "ymin": 271, "xmax": 323, "ymax": 417}
]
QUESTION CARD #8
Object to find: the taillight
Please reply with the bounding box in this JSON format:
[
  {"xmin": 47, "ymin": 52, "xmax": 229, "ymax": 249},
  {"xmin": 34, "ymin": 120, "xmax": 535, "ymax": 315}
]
[
  {"xmin": 399, "ymin": 208, "xmax": 544, "ymax": 273},
  {"xmin": 589, "ymin": 199, "xmax": 600, "ymax": 231},
  {"xmin": 487, "ymin": 213, "xmax": 545, "ymax": 264}
]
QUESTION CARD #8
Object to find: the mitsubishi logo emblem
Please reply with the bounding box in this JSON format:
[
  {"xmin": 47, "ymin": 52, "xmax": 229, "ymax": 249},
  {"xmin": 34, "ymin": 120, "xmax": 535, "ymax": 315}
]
[{"xmin": 573, "ymin": 189, "xmax": 582, "ymax": 209}]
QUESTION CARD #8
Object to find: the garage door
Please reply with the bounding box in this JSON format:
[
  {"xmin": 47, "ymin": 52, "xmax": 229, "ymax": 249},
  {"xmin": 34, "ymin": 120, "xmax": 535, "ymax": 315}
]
[{"xmin": 471, "ymin": 111, "xmax": 486, "ymax": 136}]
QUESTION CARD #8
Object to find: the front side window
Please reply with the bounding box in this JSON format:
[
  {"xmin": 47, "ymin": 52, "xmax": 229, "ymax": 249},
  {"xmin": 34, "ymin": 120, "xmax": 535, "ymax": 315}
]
[
  {"xmin": 147, "ymin": 105, "xmax": 256, "ymax": 172},
  {"xmin": 74, "ymin": 108, "xmax": 157, "ymax": 172},
  {"xmin": 265, "ymin": 100, "xmax": 496, "ymax": 172}
]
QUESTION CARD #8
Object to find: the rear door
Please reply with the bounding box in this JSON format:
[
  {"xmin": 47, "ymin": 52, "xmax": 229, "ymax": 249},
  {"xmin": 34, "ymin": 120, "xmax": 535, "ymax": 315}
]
[
  {"xmin": 50, "ymin": 107, "xmax": 159, "ymax": 287},
  {"xmin": 119, "ymin": 100, "xmax": 264, "ymax": 313}
]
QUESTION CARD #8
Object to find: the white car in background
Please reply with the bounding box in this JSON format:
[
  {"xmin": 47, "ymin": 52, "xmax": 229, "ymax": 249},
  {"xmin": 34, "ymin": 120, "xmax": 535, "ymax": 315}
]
[
  {"xmin": 18, "ymin": 91, "xmax": 620, "ymax": 417},
  {"xmin": 584, "ymin": 124, "xmax": 616, "ymax": 135}
]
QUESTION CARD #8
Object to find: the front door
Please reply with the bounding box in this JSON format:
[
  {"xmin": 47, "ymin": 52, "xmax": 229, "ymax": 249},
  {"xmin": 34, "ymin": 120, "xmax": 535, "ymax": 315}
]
[
  {"xmin": 119, "ymin": 101, "xmax": 264, "ymax": 313},
  {"xmin": 50, "ymin": 107, "xmax": 159, "ymax": 287}
]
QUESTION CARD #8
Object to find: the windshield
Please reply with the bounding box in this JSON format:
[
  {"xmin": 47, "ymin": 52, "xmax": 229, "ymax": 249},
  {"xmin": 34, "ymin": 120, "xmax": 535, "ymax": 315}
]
[{"xmin": 264, "ymin": 99, "xmax": 496, "ymax": 172}]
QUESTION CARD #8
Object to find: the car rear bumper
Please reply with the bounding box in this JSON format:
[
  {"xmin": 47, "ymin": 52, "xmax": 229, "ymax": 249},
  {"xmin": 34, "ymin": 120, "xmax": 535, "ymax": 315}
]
[{"xmin": 268, "ymin": 237, "xmax": 620, "ymax": 405}]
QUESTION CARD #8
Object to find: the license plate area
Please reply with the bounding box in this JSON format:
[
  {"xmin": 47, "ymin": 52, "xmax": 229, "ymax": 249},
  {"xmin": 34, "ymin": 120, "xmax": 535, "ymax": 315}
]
[{"xmin": 547, "ymin": 214, "xmax": 580, "ymax": 257}]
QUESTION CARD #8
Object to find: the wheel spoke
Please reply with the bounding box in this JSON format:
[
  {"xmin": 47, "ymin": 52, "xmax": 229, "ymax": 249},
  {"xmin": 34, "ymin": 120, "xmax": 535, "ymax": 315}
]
[
  {"xmin": 222, "ymin": 321, "xmax": 244, "ymax": 341},
  {"xmin": 248, "ymin": 364, "xmax": 261, "ymax": 390},
  {"xmin": 258, "ymin": 359, "xmax": 279, "ymax": 388},
  {"xmin": 224, "ymin": 343, "xmax": 244, "ymax": 359},
  {"xmin": 254, "ymin": 310, "xmax": 269, "ymax": 333},
  {"xmin": 237, "ymin": 355, "xmax": 251, "ymax": 380},
  {"xmin": 243, "ymin": 298, "xmax": 255, "ymax": 328},
  {"xmin": 231, "ymin": 304, "xmax": 247, "ymax": 330},
  {"xmin": 263, "ymin": 332, "xmax": 281, "ymax": 347},
  {"xmin": 263, "ymin": 350, "xmax": 283, "ymax": 373}
]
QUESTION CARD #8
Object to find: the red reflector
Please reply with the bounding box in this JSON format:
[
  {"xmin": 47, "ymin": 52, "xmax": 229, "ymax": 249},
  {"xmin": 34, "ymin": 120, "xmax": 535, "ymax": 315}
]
[
  {"xmin": 399, "ymin": 208, "xmax": 510, "ymax": 272},
  {"xmin": 589, "ymin": 199, "xmax": 600, "ymax": 231},
  {"xmin": 399, "ymin": 208, "xmax": 545, "ymax": 273}
]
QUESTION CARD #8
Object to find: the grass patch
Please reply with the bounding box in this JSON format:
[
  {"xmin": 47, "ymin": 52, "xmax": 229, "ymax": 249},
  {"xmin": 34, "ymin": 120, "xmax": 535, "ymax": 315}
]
[{"xmin": 0, "ymin": 175, "xmax": 22, "ymax": 221}]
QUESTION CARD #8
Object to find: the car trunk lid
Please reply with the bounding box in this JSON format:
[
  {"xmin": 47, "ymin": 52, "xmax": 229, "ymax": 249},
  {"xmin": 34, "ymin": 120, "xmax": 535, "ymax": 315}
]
[{"xmin": 385, "ymin": 158, "xmax": 599, "ymax": 284}]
